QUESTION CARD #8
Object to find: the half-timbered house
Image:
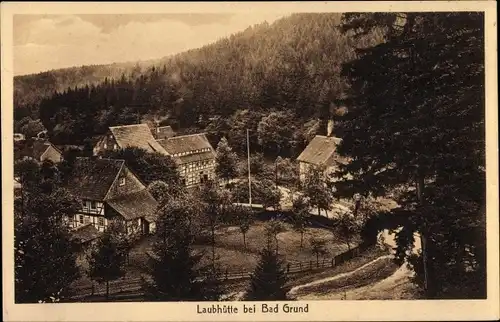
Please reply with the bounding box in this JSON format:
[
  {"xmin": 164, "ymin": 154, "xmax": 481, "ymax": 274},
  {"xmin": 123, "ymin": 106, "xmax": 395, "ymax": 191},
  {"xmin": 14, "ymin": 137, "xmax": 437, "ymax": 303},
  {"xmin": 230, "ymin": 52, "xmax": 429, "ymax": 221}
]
[
  {"xmin": 63, "ymin": 157, "xmax": 159, "ymax": 238},
  {"xmin": 157, "ymin": 133, "xmax": 216, "ymax": 187}
]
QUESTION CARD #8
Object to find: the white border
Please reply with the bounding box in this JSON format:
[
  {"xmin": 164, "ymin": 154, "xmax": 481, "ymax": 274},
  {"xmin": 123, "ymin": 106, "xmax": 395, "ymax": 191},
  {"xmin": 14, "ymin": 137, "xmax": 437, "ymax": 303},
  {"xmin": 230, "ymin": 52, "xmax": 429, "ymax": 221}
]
[{"xmin": 2, "ymin": 2, "xmax": 498, "ymax": 321}]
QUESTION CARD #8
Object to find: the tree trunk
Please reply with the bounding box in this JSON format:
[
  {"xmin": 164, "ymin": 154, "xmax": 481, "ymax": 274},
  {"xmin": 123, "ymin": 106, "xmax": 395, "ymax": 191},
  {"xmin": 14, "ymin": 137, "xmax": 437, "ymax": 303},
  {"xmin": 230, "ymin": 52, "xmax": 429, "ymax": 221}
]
[
  {"xmin": 211, "ymin": 225, "xmax": 216, "ymax": 263},
  {"xmin": 275, "ymin": 236, "xmax": 279, "ymax": 253},
  {"xmin": 316, "ymin": 253, "xmax": 319, "ymax": 267},
  {"xmin": 416, "ymin": 169, "xmax": 430, "ymax": 295},
  {"xmin": 300, "ymin": 231, "xmax": 304, "ymax": 248},
  {"xmin": 106, "ymin": 280, "xmax": 109, "ymax": 301},
  {"xmin": 243, "ymin": 233, "xmax": 247, "ymax": 249},
  {"xmin": 318, "ymin": 207, "xmax": 321, "ymax": 216}
]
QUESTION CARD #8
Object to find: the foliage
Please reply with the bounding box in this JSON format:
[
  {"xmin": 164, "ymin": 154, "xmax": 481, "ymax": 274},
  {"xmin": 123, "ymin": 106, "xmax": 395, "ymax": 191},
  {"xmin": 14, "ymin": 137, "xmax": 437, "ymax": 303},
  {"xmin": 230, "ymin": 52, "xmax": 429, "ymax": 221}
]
[
  {"xmin": 14, "ymin": 166, "xmax": 80, "ymax": 303},
  {"xmin": 264, "ymin": 219, "xmax": 286, "ymax": 252},
  {"xmin": 245, "ymin": 247, "xmax": 288, "ymax": 301},
  {"xmin": 147, "ymin": 180, "xmax": 184, "ymax": 205},
  {"xmin": 16, "ymin": 117, "xmax": 46, "ymax": 138},
  {"xmin": 144, "ymin": 193, "xmax": 223, "ymax": 301},
  {"xmin": 336, "ymin": 12, "xmax": 485, "ymax": 298},
  {"xmin": 309, "ymin": 237, "xmax": 329, "ymax": 266},
  {"xmin": 276, "ymin": 156, "xmax": 300, "ymax": 188},
  {"xmin": 291, "ymin": 194, "xmax": 311, "ymax": 247},
  {"xmin": 101, "ymin": 147, "xmax": 180, "ymax": 186},
  {"xmin": 215, "ymin": 137, "xmax": 239, "ymax": 184},
  {"xmin": 235, "ymin": 207, "xmax": 254, "ymax": 249},
  {"xmin": 27, "ymin": 14, "xmax": 383, "ymax": 157},
  {"xmin": 232, "ymin": 179, "xmax": 281, "ymax": 209},
  {"xmin": 302, "ymin": 166, "xmax": 334, "ymax": 216},
  {"xmin": 87, "ymin": 231, "xmax": 127, "ymax": 299},
  {"xmin": 333, "ymin": 212, "xmax": 363, "ymax": 250},
  {"xmin": 195, "ymin": 180, "xmax": 233, "ymax": 260},
  {"xmin": 257, "ymin": 111, "xmax": 297, "ymax": 157}
]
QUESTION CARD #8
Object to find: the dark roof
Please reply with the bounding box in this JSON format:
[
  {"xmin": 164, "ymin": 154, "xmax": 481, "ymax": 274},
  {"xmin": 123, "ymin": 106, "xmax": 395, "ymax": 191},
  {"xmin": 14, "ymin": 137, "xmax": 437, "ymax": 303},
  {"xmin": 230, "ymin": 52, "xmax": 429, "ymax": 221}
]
[
  {"xmin": 106, "ymin": 189, "xmax": 158, "ymax": 221},
  {"xmin": 71, "ymin": 224, "xmax": 102, "ymax": 244},
  {"xmin": 56, "ymin": 144, "xmax": 84, "ymax": 152},
  {"xmin": 152, "ymin": 126, "xmax": 175, "ymax": 140},
  {"xmin": 109, "ymin": 124, "xmax": 168, "ymax": 155},
  {"xmin": 297, "ymin": 135, "xmax": 346, "ymax": 166},
  {"xmin": 158, "ymin": 133, "xmax": 215, "ymax": 155},
  {"xmin": 28, "ymin": 140, "xmax": 51, "ymax": 160},
  {"xmin": 65, "ymin": 157, "xmax": 124, "ymax": 200}
]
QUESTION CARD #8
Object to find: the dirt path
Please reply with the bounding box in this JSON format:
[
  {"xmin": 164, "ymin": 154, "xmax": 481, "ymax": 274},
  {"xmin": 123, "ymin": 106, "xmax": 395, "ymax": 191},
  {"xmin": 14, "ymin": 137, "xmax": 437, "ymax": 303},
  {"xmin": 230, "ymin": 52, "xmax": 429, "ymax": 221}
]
[{"xmin": 287, "ymin": 254, "xmax": 393, "ymax": 298}]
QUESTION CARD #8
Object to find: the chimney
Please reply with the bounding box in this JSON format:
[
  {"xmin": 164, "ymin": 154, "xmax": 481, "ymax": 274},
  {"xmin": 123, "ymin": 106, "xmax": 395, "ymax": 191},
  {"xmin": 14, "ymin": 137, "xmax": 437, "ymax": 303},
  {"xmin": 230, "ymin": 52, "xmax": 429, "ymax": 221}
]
[
  {"xmin": 327, "ymin": 119, "xmax": 334, "ymax": 137},
  {"xmin": 155, "ymin": 120, "xmax": 160, "ymax": 133}
]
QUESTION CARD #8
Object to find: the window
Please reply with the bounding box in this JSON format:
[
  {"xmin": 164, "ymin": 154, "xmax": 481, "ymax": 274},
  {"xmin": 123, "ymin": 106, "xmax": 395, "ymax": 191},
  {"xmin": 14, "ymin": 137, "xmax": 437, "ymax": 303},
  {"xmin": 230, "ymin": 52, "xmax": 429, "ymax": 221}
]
[
  {"xmin": 104, "ymin": 143, "xmax": 107, "ymax": 149},
  {"xmin": 84, "ymin": 216, "xmax": 90, "ymax": 224},
  {"xmin": 90, "ymin": 201, "xmax": 97, "ymax": 209},
  {"xmin": 119, "ymin": 177, "xmax": 126, "ymax": 186},
  {"xmin": 98, "ymin": 217, "xmax": 105, "ymax": 226},
  {"xmin": 79, "ymin": 215, "xmax": 84, "ymax": 224}
]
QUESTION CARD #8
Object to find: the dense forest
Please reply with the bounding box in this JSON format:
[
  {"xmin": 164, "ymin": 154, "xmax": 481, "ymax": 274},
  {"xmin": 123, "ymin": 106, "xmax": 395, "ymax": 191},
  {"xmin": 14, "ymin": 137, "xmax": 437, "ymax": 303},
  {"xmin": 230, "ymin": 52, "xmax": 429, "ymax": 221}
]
[{"xmin": 15, "ymin": 13, "xmax": 384, "ymax": 157}]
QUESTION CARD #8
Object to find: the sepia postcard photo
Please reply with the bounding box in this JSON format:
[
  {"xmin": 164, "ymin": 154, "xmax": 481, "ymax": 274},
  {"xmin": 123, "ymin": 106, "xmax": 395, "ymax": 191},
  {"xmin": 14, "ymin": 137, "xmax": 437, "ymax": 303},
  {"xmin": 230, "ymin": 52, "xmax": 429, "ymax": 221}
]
[{"xmin": 1, "ymin": 1, "xmax": 499, "ymax": 321}]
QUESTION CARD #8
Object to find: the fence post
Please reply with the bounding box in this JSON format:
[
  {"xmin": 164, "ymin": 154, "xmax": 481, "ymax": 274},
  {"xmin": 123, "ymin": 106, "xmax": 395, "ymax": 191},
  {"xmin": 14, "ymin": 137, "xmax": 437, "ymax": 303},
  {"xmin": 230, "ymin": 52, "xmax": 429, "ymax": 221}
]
[
  {"xmin": 309, "ymin": 261, "xmax": 313, "ymax": 271},
  {"xmin": 225, "ymin": 269, "xmax": 228, "ymax": 280},
  {"xmin": 331, "ymin": 258, "xmax": 334, "ymax": 267},
  {"xmin": 287, "ymin": 263, "xmax": 290, "ymax": 274}
]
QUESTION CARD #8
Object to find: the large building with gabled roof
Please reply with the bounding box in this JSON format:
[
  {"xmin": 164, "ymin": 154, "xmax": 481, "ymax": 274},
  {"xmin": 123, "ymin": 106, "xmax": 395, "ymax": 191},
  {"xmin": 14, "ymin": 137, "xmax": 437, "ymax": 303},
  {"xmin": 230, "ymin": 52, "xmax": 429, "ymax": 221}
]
[
  {"xmin": 93, "ymin": 123, "xmax": 168, "ymax": 156},
  {"xmin": 63, "ymin": 157, "xmax": 159, "ymax": 238},
  {"xmin": 157, "ymin": 133, "xmax": 216, "ymax": 187}
]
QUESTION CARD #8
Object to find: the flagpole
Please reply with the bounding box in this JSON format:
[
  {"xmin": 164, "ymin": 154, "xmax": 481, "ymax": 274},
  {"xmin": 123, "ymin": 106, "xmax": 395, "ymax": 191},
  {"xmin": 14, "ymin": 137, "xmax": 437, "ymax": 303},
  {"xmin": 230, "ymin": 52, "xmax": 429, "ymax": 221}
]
[{"xmin": 247, "ymin": 129, "xmax": 252, "ymax": 207}]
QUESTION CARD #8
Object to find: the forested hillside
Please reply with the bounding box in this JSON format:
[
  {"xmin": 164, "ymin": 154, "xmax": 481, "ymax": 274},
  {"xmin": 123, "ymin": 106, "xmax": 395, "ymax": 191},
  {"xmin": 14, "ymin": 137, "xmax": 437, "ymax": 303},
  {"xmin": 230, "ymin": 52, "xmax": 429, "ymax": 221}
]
[{"xmin": 16, "ymin": 13, "xmax": 384, "ymax": 156}]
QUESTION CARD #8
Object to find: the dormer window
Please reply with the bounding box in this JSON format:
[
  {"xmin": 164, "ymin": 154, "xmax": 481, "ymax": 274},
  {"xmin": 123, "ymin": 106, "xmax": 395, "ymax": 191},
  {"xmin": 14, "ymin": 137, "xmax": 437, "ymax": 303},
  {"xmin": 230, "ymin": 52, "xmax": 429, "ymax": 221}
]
[
  {"xmin": 90, "ymin": 201, "xmax": 97, "ymax": 209},
  {"xmin": 119, "ymin": 177, "xmax": 126, "ymax": 186}
]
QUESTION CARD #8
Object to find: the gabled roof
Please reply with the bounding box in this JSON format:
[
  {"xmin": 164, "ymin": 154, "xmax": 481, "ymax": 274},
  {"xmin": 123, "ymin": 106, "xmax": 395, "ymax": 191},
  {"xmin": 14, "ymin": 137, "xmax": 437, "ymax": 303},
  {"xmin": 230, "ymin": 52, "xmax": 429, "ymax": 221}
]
[
  {"xmin": 158, "ymin": 133, "xmax": 214, "ymax": 156},
  {"xmin": 106, "ymin": 189, "xmax": 158, "ymax": 221},
  {"xmin": 152, "ymin": 126, "xmax": 175, "ymax": 140},
  {"xmin": 109, "ymin": 124, "xmax": 168, "ymax": 155},
  {"xmin": 64, "ymin": 157, "xmax": 124, "ymax": 201},
  {"xmin": 297, "ymin": 135, "xmax": 345, "ymax": 166},
  {"xmin": 17, "ymin": 139, "xmax": 61, "ymax": 161}
]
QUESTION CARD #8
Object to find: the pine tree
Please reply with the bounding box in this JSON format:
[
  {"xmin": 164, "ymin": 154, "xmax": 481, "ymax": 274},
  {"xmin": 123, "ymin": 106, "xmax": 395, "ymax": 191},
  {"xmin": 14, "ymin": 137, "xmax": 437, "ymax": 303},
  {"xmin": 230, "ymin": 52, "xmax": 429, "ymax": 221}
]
[
  {"xmin": 215, "ymin": 137, "xmax": 238, "ymax": 185},
  {"xmin": 337, "ymin": 12, "xmax": 485, "ymax": 298},
  {"xmin": 144, "ymin": 195, "xmax": 223, "ymax": 301},
  {"xmin": 87, "ymin": 232, "xmax": 127, "ymax": 300},
  {"xmin": 245, "ymin": 247, "xmax": 288, "ymax": 301},
  {"xmin": 14, "ymin": 163, "xmax": 80, "ymax": 303}
]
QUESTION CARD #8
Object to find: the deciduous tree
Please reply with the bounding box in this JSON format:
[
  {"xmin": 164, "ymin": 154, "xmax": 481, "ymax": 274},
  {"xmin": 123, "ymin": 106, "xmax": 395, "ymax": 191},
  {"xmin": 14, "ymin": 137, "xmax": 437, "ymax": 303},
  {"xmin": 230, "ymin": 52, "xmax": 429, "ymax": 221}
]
[{"xmin": 87, "ymin": 231, "xmax": 127, "ymax": 300}]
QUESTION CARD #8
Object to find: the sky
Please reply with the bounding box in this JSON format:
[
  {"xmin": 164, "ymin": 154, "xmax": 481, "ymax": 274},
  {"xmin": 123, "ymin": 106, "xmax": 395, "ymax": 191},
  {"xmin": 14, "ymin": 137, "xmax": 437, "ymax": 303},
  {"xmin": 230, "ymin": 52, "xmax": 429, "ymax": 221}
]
[{"xmin": 13, "ymin": 13, "xmax": 287, "ymax": 76}]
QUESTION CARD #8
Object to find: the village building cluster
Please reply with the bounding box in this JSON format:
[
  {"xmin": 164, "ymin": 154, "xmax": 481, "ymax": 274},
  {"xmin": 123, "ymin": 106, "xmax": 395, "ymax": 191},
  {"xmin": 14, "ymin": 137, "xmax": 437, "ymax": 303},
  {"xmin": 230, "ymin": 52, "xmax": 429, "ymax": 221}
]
[{"xmin": 14, "ymin": 119, "xmax": 345, "ymax": 246}]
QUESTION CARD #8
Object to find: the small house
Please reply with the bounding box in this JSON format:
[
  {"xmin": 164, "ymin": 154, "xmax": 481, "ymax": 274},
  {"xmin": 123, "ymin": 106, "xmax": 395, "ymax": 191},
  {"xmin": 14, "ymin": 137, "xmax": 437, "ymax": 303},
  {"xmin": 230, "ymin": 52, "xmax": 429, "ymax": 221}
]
[
  {"xmin": 15, "ymin": 138, "xmax": 63, "ymax": 163},
  {"xmin": 296, "ymin": 120, "xmax": 348, "ymax": 184}
]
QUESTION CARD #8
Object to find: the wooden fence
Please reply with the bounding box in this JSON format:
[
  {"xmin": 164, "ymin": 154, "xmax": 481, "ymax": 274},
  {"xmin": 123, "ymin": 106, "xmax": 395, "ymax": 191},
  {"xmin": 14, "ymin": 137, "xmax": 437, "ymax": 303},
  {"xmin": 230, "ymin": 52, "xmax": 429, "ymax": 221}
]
[{"xmin": 66, "ymin": 241, "xmax": 374, "ymax": 300}]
